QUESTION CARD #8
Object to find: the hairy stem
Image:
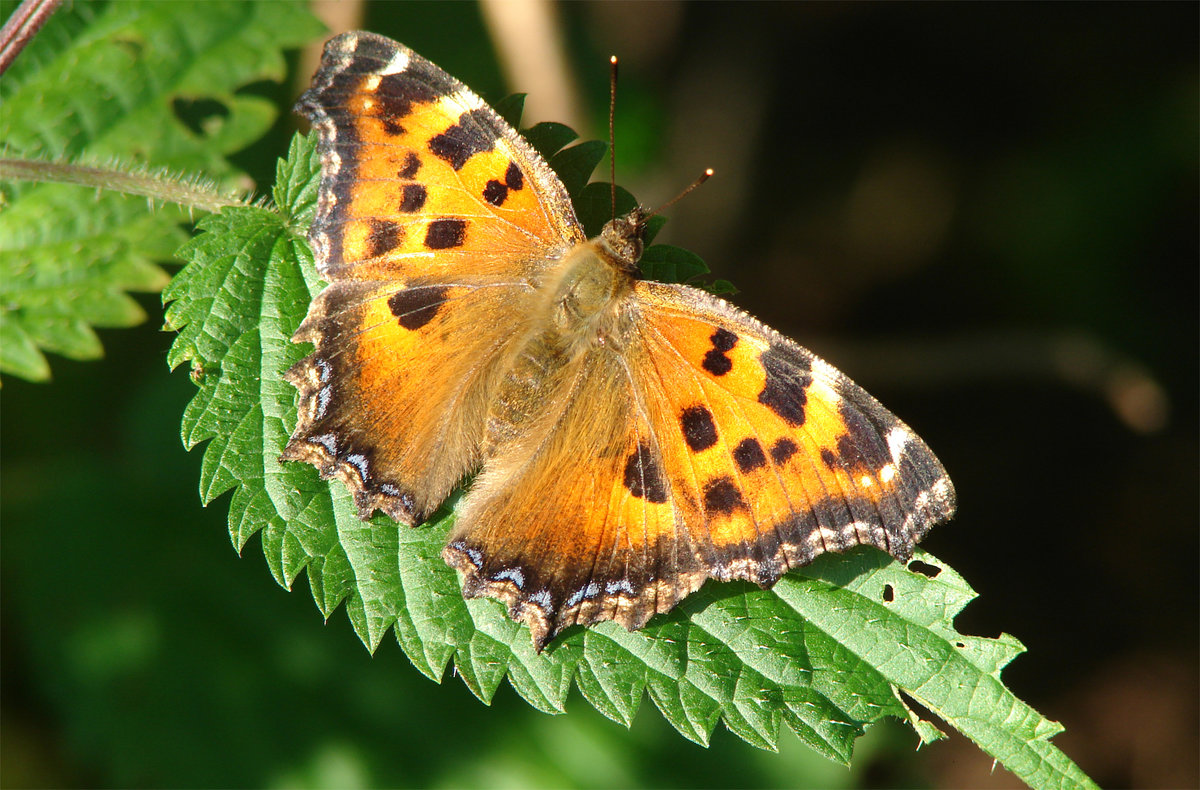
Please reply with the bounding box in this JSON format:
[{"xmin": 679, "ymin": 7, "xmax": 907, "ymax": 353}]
[
  {"xmin": 0, "ymin": 158, "xmax": 250, "ymax": 213},
  {"xmin": 0, "ymin": 0, "xmax": 62, "ymax": 75}
]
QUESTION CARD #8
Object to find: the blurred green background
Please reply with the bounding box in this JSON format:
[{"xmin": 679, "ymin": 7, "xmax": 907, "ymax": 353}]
[{"xmin": 2, "ymin": 2, "xmax": 1196, "ymax": 787}]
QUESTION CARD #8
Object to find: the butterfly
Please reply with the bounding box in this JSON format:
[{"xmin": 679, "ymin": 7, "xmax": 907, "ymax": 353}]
[{"xmin": 282, "ymin": 31, "xmax": 956, "ymax": 651}]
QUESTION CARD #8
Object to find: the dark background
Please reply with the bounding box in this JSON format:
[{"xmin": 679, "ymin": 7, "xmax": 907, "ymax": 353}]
[{"xmin": 3, "ymin": 2, "xmax": 1196, "ymax": 787}]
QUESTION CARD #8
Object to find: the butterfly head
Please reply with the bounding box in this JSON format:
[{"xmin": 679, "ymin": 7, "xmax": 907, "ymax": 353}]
[{"xmin": 597, "ymin": 207, "xmax": 649, "ymax": 275}]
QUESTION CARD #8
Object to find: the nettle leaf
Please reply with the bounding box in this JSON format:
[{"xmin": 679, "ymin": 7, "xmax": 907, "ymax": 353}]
[
  {"xmin": 524, "ymin": 121, "xmax": 580, "ymax": 161},
  {"xmin": 168, "ymin": 132, "xmax": 1095, "ymax": 789},
  {"xmin": 0, "ymin": 0, "xmax": 323, "ymax": 381},
  {"xmin": 550, "ymin": 140, "xmax": 609, "ymax": 202},
  {"xmin": 491, "ymin": 93, "xmax": 528, "ymax": 130}
]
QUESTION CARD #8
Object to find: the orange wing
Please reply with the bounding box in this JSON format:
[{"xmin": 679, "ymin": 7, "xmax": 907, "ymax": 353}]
[
  {"xmin": 631, "ymin": 281, "xmax": 955, "ymax": 572},
  {"xmin": 443, "ymin": 281, "xmax": 955, "ymax": 649},
  {"xmin": 299, "ymin": 32, "xmax": 581, "ymax": 281},
  {"xmin": 282, "ymin": 32, "xmax": 583, "ymax": 522}
]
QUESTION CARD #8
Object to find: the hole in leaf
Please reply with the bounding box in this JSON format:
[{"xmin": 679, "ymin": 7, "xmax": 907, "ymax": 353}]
[
  {"xmin": 956, "ymin": 641, "xmax": 966, "ymax": 648},
  {"xmin": 882, "ymin": 584, "xmax": 895, "ymax": 603},
  {"xmin": 908, "ymin": 560, "xmax": 941, "ymax": 578},
  {"xmin": 235, "ymin": 79, "xmax": 278, "ymax": 101},
  {"xmin": 172, "ymin": 97, "xmax": 230, "ymax": 137}
]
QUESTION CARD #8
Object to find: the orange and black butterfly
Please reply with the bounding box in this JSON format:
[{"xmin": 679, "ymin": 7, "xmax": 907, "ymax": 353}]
[{"xmin": 282, "ymin": 32, "xmax": 956, "ymax": 650}]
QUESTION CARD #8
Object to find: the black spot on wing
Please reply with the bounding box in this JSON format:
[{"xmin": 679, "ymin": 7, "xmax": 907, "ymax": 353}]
[
  {"xmin": 733, "ymin": 438, "xmax": 767, "ymax": 472},
  {"xmin": 374, "ymin": 73, "xmax": 440, "ymax": 122},
  {"xmin": 428, "ymin": 108, "xmax": 496, "ymax": 170},
  {"xmin": 388, "ymin": 285, "xmax": 449, "ymax": 330},
  {"xmin": 702, "ymin": 350, "xmax": 732, "ymax": 376},
  {"xmin": 701, "ymin": 328, "xmax": 737, "ymax": 376},
  {"xmin": 680, "ymin": 405, "xmax": 718, "ymax": 452},
  {"xmin": 399, "ymin": 183, "xmax": 427, "ymax": 212},
  {"xmin": 711, "ymin": 328, "xmax": 737, "ymax": 352},
  {"xmin": 366, "ymin": 220, "xmax": 402, "ymax": 259},
  {"xmin": 380, "ymin": 116, "xmax": 406, "ymax": 136},
  {"xmin": 505, "ymin": 161, "xmax": 524, "ymax": 190},
  {"xmin": 424, "ymin": 218, "xmax": 467, "ymax": 249},
  {"xmin": 622, "ymin": 442, "xmax": 668, "ymax": 503},
  {"xmin": 703, "ymin": 477, "xmax": 746, "ymax": 515},
  {"xmin": 770, "ymin": 437, "xmax": 798, "ymax": 464},
  {"xmin": 482, "ymin": 179, "xmax": 508, "ymax": 206},
  {"xmin": 482, "ymin": 160, "xmax": 524, "ymax": 207},
  {"xmin": 398, "ymin": 151, "xmax": 421, "ymax": 179},
  {"xmin": 820, "ymin": 447, "xmax": 839, "ymax": 470},
  {"xmin": 757, "ymin": 342, "xmax": 812, "ymax": 426}
]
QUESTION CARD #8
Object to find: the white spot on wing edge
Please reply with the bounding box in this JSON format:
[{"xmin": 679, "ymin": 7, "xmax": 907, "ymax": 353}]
[
  {"xmin": 448, "ymin": 540, "xmax": 483, "ymax": 567},
  {"xmin": 315, "ymin": 386, "xmax": 332, "ymax": 419},
  {"xmin": 604, "ymin": 579, "xmax": 634, "ymax": 596},
  {"xmin": 381, "ymin": 47, "xmax": 411, "ymax": 75},
  {"xmin": 447, "ymin": 87, "xmax": 485, "ymax": 111},
  {"xmin": 887, "ymin": 426, "xmax": 911, "ymax": 465},
  {"xmin": 930, "ymin": 476, "xmax": 953, "ymax": 505},
  {"xmin": 310, "ymin": 433, "xmax": 338, "ymax": 455},
  {"xmin": 810, "ymin": 356, "xmax": 842, "ymax": 384},
  {"xmin": 566, "ymin": 581, "xmax": 605, "ymax": 609},
  {"xmin": 344, "ymin": 453, "xmax": 369, "ymax": 482},
  {"xmin": 332, "ymin": 33, "xmax": 358, "ymax": 55},
  {"xmin": 494, "ymin": 567, "xmax": 526, "ymax": 590}
]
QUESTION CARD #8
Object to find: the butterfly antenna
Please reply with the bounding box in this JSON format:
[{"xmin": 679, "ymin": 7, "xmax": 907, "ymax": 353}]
[
  {"xmin": 648, "ymin": 168, "xmax": 714, "ymax": 218},
  {"xmin": 608, "ymin": 55, "xmax": 618, "ymax": 223}
]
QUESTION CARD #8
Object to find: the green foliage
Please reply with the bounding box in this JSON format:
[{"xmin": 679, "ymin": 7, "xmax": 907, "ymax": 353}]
[
  {"xmin": 163, "ymin": 133, "xmax": 1097, "ymax": 790},
  {"xmin": 0, "ymin": 0, "xmax": 323, "ymax": 380}
]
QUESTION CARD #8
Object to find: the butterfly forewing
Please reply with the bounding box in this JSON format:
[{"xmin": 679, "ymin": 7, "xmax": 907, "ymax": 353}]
[
  {"xmin": 285, "ymin": 32, "xmax": 583, "ymax": 523},
  {"xmin": 633, "ymin": 281, "xmax": 955, "ymax": 572},
  {"xmin": 298, "ymin": 31, "xmax": 582, "ymax": 281}
]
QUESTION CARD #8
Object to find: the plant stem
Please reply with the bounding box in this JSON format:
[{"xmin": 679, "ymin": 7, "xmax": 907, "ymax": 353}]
[
  {"xmin": 0, "ymin": 0, "xmax": 62, "ymax": 75},
  {"xmin": 0, "ymin": 158, "xmax": 250, "ymax": 214}
]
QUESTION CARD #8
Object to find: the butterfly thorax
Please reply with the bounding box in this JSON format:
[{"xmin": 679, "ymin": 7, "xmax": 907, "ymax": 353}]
[{"xmin": 481, "ymin": 212, "xmax": 646, "ymax": 453}]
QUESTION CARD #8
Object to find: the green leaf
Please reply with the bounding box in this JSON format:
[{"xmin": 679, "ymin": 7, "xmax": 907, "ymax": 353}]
[
  {"xmin": 549, "ymin": 140, "xmax": 608, "ymax": 201},
  {"xmin": 166, "ymin": 132, "xmax": 1097, "ymax": 790},
  {"xmin": 574, "ymin": 182, "xmax": 638, "ymax": 238},
  {"xmin": 492, "ymin": 94, "xmax": 527, "ymax": 130},
  {"xmin": 523, "ymin": 122, "xmax": 580, "ymax": 161},
  {"xmin": 640, "ymin": 243, "xmax": 735, "ymax": 294},
  {"xmin": 0, "ymin": 0, "xmax": 323, "ymax": 381},
  {"xmin": 640, "ymin": 244, "xmax": 710, "ymax": 283}
]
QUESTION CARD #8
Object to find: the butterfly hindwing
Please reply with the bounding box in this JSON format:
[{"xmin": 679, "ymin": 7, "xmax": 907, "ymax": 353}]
[
  {"xmin": 443, "ymin": 336, "xmax": 708, "ymax": 649},
  {"xmin": 282, "ymin": 276, "xmax": 535, "ymax": 522}
]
